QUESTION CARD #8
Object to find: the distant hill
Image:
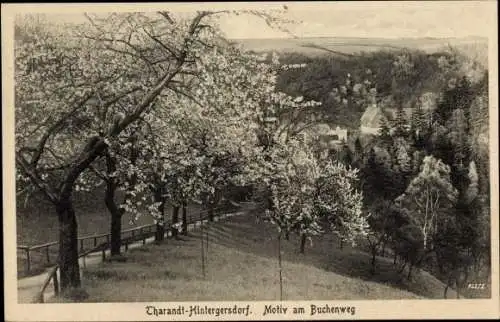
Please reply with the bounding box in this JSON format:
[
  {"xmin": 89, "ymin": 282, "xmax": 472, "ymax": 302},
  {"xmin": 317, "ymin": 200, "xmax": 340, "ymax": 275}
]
[
  {"xmin": 231, "ymin": 36, "xmax": 488, "ymax": 138},
  {"xmin": 234, "ymin": 36, "xmax": 488, "ymax": 67}
]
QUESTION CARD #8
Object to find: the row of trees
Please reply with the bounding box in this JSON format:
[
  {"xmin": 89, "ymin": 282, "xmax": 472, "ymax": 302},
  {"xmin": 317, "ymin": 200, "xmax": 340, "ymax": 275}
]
[
  {"xmin": 15, "ymin": 11, "xmax": 370, "ymax": 297},
  {"xmin": 15, "ymin": 10, "xmax": 275, "ymax": 291}
]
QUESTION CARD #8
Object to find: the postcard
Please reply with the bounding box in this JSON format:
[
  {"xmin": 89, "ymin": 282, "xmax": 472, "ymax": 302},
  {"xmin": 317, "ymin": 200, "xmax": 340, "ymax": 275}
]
[{"xmin": 3, "ymin": 1, "xmax": 499, "ymax": 320}]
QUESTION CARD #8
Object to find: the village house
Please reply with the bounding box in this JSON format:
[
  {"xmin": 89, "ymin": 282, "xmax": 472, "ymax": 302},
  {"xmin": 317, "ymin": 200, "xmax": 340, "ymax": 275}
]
[
  {"xmin": 359, "ymin": 92, "xmax": 438, "ymax": 135},
  {"xmin": 302, "ymin": 123, "xmax": 349, "ymax": 152}
]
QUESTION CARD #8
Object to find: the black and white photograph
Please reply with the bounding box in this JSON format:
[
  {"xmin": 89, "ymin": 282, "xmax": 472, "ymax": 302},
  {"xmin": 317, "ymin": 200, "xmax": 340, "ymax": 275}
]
[{"xmin": 3, "ymin": 1, "xmax": 499, "ymax": 320}]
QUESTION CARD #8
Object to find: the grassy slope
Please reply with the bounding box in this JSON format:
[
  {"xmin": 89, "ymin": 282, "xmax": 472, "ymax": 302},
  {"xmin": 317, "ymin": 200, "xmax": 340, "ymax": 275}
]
[{"xmin": 55, "ymin": 212, "xmax": 462, "ymax": 302}]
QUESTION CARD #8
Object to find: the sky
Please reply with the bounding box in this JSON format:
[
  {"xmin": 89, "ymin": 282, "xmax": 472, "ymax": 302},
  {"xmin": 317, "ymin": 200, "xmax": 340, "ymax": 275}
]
[
  {"xmin": 217, "ymin": 1, "xmax": 495, "ymax": 39},
  {"xmin": 9, "ymin": 1, "xmax": 496, "ymax": 39}
]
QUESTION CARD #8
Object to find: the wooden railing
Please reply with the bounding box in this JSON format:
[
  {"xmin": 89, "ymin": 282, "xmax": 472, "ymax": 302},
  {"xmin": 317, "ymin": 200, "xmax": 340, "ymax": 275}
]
[
  {"xmin": 17, "ymin": 224, "xmax": 156, "ymax": 275},
  {"xmin": 29, "ymin": 203, "xmax": 241, "ymax": 303},
  {"xmin": 35, "ymin": 241, "xmax": 108, "ymax": 303}
]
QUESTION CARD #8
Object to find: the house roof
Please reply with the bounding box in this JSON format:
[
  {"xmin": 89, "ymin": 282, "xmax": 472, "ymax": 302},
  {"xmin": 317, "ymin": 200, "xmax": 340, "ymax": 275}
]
[
  {"xmin": 360, "ymin": 104, "xmax": 387, "ymax": 128},
  {"xmin": 360, "ymin": 92, "xmax": 439, "ymax": 129},
  {"xmin": 419, "ymin": 91, "xmax": 439, "ymax": 110}
]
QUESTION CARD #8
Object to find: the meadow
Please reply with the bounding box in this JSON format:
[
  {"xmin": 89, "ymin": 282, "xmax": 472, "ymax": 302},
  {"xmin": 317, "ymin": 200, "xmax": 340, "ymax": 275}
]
[{"xmin": 49, "ymin": 211, "xmax": 463, "ymax": 302}]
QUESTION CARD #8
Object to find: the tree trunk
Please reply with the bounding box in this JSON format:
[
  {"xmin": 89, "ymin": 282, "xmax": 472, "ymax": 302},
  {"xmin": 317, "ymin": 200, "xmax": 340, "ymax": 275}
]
[
  {"xmin": 444, "ymin": 277, "xmax": 451, "ymax": 299},
  {"xmin": 200, "ymin": 211, "xmax": 205, "ymax": 278},
  {"xmin": 109, "ymin": 207, "xmax": 122, "ymax": 255},
  {"xmin": 156, "ymin": 221, "xmax": 165, "ymax": 242},
  {"xmin": 104, "ymin": 183, "xmax": 121, "ymax": 255},
  {"xmin": 208, "ymin": 204, "xmax": 215, "ymax": 222},
  {"xmin": 57, "ymin": 199, "xmax": 81, "ymax": 290},
  {"xmin": 370, "ymin": 247, "xmax": 377, "ymax": 275},
  {"xmin": 105, "ymin": 153, "xmax": 123, "ymax": 256},
  {"xmin": 266, "ymin": 189, "xmax": 274, "ymax": 212},
  {"xmin": 182, "ymin": 202, "xmax": 188, "ymax": 236},
  {"xmin": 278, "ymin": 233, "xmax": 283, "ymax": 301},
  {"xmin": 300, "ymin": 234, "xmax": 306, "ymax": 254},
  {"xmin": 172, "ymin": 205, "xmax": 180, "ymax": 238},
  {"xmin": 398, "ymin": 261, "xmax": 407, "ymax": 274},
  {"xmin": 457, "ymin": 270, "xmax": 468, "ymax": 299},
  {"xmin": 285, "ymin": 232, "xmax": 290, "ymax": 240},
  {"xmin": 154, "ymin": 188, "xmax": 165, "ymax": 242},
  {"xmin": 407, "ymin": 263, "xmax": 414, "ymax": 280},
  {"xmin": 455, "ymin": 275, "xmax": 462, "ymax": 299}
]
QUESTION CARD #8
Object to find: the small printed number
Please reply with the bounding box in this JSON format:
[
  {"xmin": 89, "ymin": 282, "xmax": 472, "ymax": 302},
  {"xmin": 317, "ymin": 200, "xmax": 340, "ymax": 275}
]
[{"xmin": 468, "ymin": 283, "xmax": 486, "ymax": 289}]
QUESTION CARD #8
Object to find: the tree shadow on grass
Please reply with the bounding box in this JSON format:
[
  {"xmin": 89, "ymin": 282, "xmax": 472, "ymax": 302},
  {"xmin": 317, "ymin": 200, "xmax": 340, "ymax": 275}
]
[
  {"xmin": 109, "ymin": 211, "xmax": 452, "ymax": 299},
  {"xmin": 196, "ymin": 213, "xmax": 453, "ymax": 299}
]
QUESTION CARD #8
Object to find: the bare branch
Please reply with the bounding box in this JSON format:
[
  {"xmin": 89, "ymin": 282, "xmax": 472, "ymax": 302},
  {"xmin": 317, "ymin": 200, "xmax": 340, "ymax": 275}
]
[
  {"xmin": 57, "ymin": 11, "xmax": 213, "ymax": 199},
  {"xmin": 158, "ymin": 11, "xmax": 175, "ymax": 24},
  {"xmin": 101, "ymin": 86, "xmax": 143, "ymax": 112},
  {"xmin": 166, "ymin": 84, "xmax": 204, "ymax": 108},
  {"xmin": 30, "ymin": 90, "xmax": 94, "ymax": 167},
  {"xmin": 40, "ymin": 162, "xmax": 72, "ymax": 172},
  {"xmin": 16, "ymin": 154, "xmax": 58, "ymax": 204},
  {"xmin": 89, "ymin": 163, "xmax": 109, "ymax": 182},
  {"xmin": 141, "ymin": 26, "xmax": 180, "ymax": 59}
]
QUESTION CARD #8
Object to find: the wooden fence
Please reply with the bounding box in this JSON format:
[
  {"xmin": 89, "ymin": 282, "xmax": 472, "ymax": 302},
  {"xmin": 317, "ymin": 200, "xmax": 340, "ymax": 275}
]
[{"xmin": 24, "ymin": 203, "xmax": 240, "ymax": 303}]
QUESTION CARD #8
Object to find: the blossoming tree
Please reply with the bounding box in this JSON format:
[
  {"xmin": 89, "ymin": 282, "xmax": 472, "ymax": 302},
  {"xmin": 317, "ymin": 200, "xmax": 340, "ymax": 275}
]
[{"xmin": 14, "ymin": 10, "xmax": 268, "ymax": 291}]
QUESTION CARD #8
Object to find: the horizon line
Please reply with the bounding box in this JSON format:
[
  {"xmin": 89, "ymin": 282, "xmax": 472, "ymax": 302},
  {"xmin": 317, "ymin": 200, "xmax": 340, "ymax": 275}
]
[{"xmin": 228, "ymin": 35, "xmax": 489, "ymax": 41}]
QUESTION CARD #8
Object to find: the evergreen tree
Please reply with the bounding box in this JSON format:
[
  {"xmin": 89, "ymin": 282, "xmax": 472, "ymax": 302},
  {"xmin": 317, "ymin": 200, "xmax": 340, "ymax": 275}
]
[
  {"xmin": 393, "ymin": 106, "xmax": 407, "ymax": 137},
  {"xmin": 362, "ymin": 146, "xmax": 398, "ymax": 201},
  {"xmin": 337, "ymin": 141, "xmax": 353, "ymax": 166},
  {"xmin": 410, "ymin": 104, "xmax": 426, "ymax": 145},
  {"xmin": 378, "ymin": 117, "xmax": 392, "ymax": 146},
  {"xmin": 435, "ymin": 75, "xmax": 474, "ymax": 126},
  {"xmin": 395, "ymin": 140, "xmax": 412, "ymax": 173},
  {"xmin": 361, "ymin": 148, "xmax": 380, "ymax": 203},
  {"xmin": 353, "ymin": 137, "xmax": 363, "ymax": 166},
  {"xmin": 446, "ymin": 108, "xmax": 471, "ymax": 192}
]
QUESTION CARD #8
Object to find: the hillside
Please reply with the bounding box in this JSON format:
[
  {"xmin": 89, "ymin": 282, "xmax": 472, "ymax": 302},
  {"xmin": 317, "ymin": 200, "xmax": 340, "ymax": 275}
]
[
  {"xmin": 234, "ymin": 36, "xmax": 488, "ymax": 131},
  {"xmin": 50, "ymin": 212, "xmax": 462, "ymax": 302}
]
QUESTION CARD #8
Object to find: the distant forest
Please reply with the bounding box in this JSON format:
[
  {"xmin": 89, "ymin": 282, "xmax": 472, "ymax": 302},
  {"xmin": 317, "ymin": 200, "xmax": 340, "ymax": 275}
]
[{"xmin": 270, "ymin": 48, "xmax": 487, "ymax": 129}]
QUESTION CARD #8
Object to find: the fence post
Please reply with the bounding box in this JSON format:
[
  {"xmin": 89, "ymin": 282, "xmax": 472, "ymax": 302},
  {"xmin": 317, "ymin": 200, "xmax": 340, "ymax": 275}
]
[
  {"xmin": 26, "ymin": 248, "xmax": 31, "ymax": 273},
  {"xmin": 80, "ymin": 239, "xmax": 84, "ymax": 252},
  {"xmin": 46, "ymin": 246, "xmax": 50, "ymax": 264},
  {"xmin": 53, "ymin": 269, "xmax": 59, "ymax": 296},
  {"xmin": 102, "ymin": 248, "xmax": 106, "ymax": 261},
  {"xmin": 142, "ymin": 228, "xmax": 146, "ymax": 245},
  {"xmin": 94, "ymin": 237, "xmax": 97, "ymax": 247}
]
